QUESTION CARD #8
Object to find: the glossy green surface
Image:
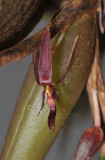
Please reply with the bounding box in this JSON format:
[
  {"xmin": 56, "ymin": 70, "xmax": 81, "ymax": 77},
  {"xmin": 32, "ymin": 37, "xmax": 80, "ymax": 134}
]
[{"xmin": 0, "ymin": 13, "xmax": 95, "ymax": 160}]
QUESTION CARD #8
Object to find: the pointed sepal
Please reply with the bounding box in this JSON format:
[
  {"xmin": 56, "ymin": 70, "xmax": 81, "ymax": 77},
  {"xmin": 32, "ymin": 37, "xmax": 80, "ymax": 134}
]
[
  {"xmin": 38, "ymin": 28, "xmax": 52, "ymax": 85},
  {"xmin": 55, "ymin": 35, "xmax": 79, "ymax": 85},
  {"xmin": 73, "ymin": 127, "xmax": 104, "ymax": 160}
]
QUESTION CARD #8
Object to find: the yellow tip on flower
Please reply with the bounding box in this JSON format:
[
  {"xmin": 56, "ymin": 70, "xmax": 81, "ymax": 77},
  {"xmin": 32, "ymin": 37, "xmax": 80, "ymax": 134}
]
[{"xmin": 45, "ymin": 85, "xmax": 50, "ymax": 95}]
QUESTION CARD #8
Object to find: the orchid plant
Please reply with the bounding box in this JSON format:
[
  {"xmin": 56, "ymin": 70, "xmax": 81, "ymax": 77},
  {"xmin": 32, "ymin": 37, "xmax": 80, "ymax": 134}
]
[{"xmin": 0, "ymin": 0, "xmax": 105, "ymax": 160}]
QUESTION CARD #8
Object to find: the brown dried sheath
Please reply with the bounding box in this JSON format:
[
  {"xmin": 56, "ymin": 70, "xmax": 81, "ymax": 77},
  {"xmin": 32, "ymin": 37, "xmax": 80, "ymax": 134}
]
[
  {"xmin": 0, "ymin": 0, "xmax": 97, "ymax": 66},
  {"xmin": 0, "ymin": 0, "xmax": 46, "ymax": 51}
]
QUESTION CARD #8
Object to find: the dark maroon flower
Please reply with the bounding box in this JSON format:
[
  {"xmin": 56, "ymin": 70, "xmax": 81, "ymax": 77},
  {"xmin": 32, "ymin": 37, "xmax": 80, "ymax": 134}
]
[{"xmin": 33, "ymin": 28, "xmax": 79, "ymax": 131}]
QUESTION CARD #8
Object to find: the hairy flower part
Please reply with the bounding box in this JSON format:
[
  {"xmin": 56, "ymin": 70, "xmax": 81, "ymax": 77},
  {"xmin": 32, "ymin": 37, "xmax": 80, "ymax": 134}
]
[
  {"xmin": 73, "ymin": 127, "xmax": 104, "ymax": 160},
  {"xmin": 33, "ymin": 28, "xmax": 79, "ymax": 131}
]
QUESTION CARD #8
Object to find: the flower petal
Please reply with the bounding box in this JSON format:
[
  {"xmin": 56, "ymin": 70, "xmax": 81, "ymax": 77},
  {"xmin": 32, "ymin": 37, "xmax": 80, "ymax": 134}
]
[{"xmin": 47, "ymin": 97, "xmax": 56, "ymax": 131}]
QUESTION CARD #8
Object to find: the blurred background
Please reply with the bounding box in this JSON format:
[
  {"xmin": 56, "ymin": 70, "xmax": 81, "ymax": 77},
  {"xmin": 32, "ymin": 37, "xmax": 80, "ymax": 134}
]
[{"xmin": 0, "ymin": 0, "xmax": 105, "ymax": 159}]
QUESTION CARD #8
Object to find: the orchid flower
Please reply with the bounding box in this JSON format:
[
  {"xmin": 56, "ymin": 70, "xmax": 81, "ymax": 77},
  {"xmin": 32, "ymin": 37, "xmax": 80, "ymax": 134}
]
[{"xmin": 33, "ymin": 28, "xmax": 79, "ymax": 131}]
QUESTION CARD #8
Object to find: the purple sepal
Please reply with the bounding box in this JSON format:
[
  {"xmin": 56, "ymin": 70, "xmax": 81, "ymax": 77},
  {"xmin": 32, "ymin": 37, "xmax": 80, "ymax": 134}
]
[{"xmin": 38, "ymin": 28, "xmax": 52, "ymax": 85}]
